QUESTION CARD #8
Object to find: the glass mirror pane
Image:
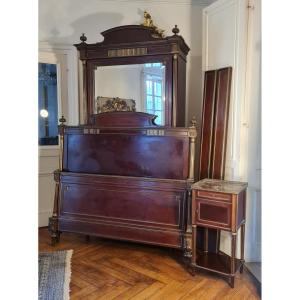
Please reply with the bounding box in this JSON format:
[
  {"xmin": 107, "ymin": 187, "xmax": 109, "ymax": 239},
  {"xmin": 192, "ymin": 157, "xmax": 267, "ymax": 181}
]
[
  {"xmin": 155, "ymin": 111, "xmax": 162, "ymax": 125},
  {"xmin": 38, "ymin": 63, "xmax": 59, "ymax": 145},
  {"xmin": 94, "ymin": 62, "xmax": 165, "ymax": 125},
  {"xmin": 155, "ymin": 97, "xmax": 162, "ymax": 110}
]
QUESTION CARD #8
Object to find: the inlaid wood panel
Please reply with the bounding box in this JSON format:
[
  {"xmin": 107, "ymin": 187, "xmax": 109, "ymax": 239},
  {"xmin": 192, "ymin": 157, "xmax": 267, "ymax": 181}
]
[{"xmin": 194, "ymin": 199, "xmax": 232, "ymax": 229}]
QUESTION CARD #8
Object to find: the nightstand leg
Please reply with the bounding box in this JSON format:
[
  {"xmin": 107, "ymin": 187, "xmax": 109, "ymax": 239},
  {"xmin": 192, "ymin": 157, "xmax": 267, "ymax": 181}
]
[
  {"xmin": 229, "ymin": 276, "xmax": 235, "ymax": 288},
  {"xmin": 230, "ymin": 232, "xmax": 237, "ymax": 288},
  {"xmin": 192, "ymin": 225, "xmax": 197, "ymax": 265},
  {"xmin": 240, "ymin": 224, "xmax": 245, "ymax": 273}
]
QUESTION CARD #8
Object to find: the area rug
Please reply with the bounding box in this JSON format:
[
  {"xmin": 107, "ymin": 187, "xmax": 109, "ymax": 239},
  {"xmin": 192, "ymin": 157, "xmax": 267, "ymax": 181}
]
[{"xmin": 38, "ymin": 250, "xmax": 73, "ymax": 300}]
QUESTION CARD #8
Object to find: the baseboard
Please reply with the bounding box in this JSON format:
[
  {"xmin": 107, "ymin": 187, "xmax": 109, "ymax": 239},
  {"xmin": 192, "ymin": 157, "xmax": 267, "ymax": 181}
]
[{"xmin": 244, "ymin": 262, "xmax": 261, "ymax": 296}]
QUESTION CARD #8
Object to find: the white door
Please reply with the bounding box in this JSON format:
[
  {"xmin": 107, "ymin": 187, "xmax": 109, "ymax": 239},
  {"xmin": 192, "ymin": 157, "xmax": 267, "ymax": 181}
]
[
  {"xmin": 38, "ymin": 51, "xmax": 68, "ymax": 227},
  {"xmin": 203, "ymin": 0, "xmax": 261, "ymax": 262}
]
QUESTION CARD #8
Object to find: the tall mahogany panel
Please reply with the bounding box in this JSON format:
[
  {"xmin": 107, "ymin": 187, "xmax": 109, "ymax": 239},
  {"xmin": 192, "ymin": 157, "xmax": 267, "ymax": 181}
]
[
  {"xmin": 199, "ymin": 67, "xmax": 232, "ymax": 180},
  {"xmin": 211, "ymin": 67, "xmax": 232, "ymax": 179},
  {"xmin": 199, "ymin": 70, "xmax": 217, "ymax": 179}
]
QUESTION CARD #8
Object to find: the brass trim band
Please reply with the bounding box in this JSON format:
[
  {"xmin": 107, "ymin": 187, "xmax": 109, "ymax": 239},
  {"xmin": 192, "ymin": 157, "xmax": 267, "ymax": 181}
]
[
  {"xmin": 146, "ymin": 129, "xmax": 165, "ymax": 136},
  {"xmin": 172, "ymin": 54, "xmax": 178, "ymax": 126},
  {"xmin": 108, "ymin": 47, "xmax": 147, "ymax": 57}
]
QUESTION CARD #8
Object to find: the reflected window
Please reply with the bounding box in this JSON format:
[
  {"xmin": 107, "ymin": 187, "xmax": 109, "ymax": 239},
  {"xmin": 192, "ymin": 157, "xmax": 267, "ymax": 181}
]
[
  {"xmin": 38, "ymin": 63, "xmax": 59, "ymax": 145},
  {"xmin": 143, "ymin": 63, "xmax": 165, "ymax": 125}
]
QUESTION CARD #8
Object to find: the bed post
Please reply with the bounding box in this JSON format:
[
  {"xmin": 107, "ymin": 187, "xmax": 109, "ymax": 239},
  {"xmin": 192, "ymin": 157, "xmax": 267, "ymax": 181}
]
[
  {"xmin": 184, "ymin": 117, "xmax": 197, "ymax": 257},
  {"xmin": 48, "ymin": 116, "xmax": 66, "ymax": 246}
]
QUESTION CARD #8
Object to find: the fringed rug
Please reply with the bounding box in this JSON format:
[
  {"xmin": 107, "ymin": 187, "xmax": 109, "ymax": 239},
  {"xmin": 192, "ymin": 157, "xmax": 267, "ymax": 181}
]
[{"xmin": 38, "ymin": 250, "xmax": 73, "ymax": 300}]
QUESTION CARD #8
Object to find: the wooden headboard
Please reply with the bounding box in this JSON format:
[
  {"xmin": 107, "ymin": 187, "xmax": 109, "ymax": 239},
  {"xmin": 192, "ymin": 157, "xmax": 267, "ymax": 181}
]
[{"xmin": 63, "ymin": 126, "xmax": 191, "ymax": 180}]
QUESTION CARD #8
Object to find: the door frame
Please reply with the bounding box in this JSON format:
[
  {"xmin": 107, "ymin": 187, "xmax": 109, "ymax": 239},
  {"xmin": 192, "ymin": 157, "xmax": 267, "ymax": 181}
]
[
  {"xmin": 39, "ymin": 42, "xmax": 79, "ymax": 126},
  {"xmin": 38, "ymin": 42, "xmax": 79, "ymax": 226}
]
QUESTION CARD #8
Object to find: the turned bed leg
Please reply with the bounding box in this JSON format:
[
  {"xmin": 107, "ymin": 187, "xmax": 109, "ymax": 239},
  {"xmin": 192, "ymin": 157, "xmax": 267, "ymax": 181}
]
[
  {"xmin": 49, "ymin": 216, "xmax": 59, "ymax": 246},
  {"xmin": 49, "ymin": 170, "xmax": 61, "ymax": 246}
]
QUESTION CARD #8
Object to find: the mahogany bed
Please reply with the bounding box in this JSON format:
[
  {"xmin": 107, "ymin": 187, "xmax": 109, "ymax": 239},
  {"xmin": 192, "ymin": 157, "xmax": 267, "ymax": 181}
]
[
  {"xmin": 48, "ymin": 20, "xmax": 232, "ymax": 260},
  {"xmin": 49, "ymin": 112, "xmax": 197, "ymax": 255}
]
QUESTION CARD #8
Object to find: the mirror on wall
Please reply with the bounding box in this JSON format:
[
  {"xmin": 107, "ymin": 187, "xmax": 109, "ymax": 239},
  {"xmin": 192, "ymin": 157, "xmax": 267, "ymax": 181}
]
[{"xmin": 94, "ymin": 62, "xmax": 166, "ymax": 125}]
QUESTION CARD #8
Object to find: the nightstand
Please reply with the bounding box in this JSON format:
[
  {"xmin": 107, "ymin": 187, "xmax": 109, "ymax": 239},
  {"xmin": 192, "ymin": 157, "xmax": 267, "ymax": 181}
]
[{"xmin": 191, "ymin": 179, "xmax": 248, "ymax": 288}]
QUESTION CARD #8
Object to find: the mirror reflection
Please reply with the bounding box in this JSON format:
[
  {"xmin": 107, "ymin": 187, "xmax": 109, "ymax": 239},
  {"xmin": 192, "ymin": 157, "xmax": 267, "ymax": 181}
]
[{"xmin": 94, "ymin": 62, "xmax": 166, "ymax": 125}]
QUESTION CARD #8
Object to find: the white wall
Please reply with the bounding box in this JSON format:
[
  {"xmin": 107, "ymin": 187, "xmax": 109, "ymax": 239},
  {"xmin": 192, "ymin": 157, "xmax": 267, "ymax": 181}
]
[
  {"xmin": 203, "ymin": 0, "xmax": 261, "ymax": 262},
  {"xmin": 39, "ymin": 0, "xmax": 215, "ymax": 126},
  {"xmin": 242, "ymin": 0, "xmax": 261, "ymax": 262}
]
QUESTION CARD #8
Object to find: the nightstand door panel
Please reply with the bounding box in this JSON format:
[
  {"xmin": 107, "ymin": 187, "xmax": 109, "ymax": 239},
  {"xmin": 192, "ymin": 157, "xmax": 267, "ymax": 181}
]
[{"xmin": 195, "ymin": 198, "xmax": 231, "ymax": 229}]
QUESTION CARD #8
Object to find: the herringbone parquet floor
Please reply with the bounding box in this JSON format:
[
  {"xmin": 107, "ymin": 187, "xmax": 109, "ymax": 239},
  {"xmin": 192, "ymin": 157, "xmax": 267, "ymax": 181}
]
[{"xmin": 39, "ymin": 228, "xmax": 260, "ymax": 299}]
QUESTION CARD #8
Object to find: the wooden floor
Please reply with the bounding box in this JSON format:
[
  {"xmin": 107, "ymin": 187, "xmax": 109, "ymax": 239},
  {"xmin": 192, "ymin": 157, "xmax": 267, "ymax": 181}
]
[{"xmin": 39, "ymin": 228, "xmax": 260, "ymax": 299}]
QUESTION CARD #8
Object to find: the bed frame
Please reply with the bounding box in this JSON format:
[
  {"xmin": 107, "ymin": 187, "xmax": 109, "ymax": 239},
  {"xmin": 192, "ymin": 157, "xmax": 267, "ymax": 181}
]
[{"xmin": 49, "ymin": 112, "xmax": 197, "ymax": 256}]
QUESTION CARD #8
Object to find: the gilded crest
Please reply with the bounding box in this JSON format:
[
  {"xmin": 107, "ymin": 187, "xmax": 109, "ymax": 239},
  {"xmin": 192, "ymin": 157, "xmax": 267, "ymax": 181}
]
[{"xmin": 141, "ymin": 11, "xmax": 164, "ymax": 38}]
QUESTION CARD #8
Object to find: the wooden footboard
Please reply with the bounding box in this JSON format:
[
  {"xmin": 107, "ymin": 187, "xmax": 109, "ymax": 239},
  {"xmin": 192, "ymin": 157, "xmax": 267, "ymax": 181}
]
[{"xmin": 57, "ymin": 172, "xmax": 188, "ymax": 248}]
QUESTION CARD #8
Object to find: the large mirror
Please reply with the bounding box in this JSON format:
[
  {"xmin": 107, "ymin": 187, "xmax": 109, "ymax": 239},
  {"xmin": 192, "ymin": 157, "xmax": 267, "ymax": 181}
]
[{"xmin": 94, "ymin": 62, "xmax": 166, "ymax": 125}]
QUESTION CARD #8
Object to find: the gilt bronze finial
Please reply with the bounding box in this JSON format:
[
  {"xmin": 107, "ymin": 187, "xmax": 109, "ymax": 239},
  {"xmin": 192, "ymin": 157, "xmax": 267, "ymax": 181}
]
[
  {"xmin": 80, "ymin": 33, "xmax": 87, "ymax": 43},
  {"xmin": 172, "ymin": 25, "xmax": 180, "ymax": 36},
  {"xmin": 59, "ymin": 115, "xmax": 66, "ymax": 125},
  {"xmin": 191, "ymin": 116, "xmax": 197, "ymax": 127}
]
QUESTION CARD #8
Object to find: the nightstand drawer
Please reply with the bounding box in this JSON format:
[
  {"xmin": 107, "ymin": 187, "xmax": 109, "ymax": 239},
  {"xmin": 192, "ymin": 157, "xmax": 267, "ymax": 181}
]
[
  {"xmin": 194, "ymin": 198, "xmax": 231, "ymax": 229},
  {"xmin": 196, "ymin": 191, "xmax": 231, "ymax": 202}
]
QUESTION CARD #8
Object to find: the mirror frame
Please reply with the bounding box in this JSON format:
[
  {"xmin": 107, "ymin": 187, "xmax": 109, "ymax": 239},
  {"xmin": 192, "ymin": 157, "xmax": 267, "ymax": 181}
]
[
  {"xmin": 75, "ymin": 25, "xmax": 190, "ymax": 126},
  {"xmin": 89, "ymin": 56, "xmax": 172, "ymax": 125}
]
